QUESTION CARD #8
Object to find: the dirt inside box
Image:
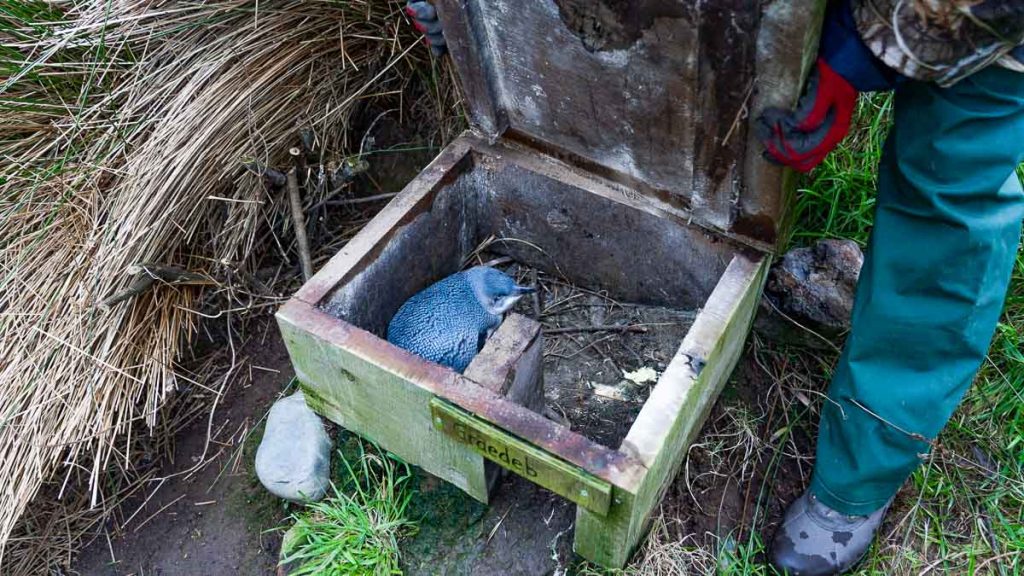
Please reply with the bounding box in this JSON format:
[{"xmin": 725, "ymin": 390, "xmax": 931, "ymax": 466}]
[{"xmin": 466, "ymin": 255, "xmax": 696, "ymax": 449}]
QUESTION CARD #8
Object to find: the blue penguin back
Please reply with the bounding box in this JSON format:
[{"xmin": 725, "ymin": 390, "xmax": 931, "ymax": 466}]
[{"xmin": 386, "ymin": 270, "xmax": 500, "ymax": 373}]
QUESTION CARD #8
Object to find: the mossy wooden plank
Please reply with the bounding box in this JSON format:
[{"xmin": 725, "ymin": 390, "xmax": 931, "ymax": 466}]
[
  {"xmin": 430, "ymin": 398, "xmax": 612, "ymax": 515},
  {"xmin": 573, "ymin": 254, "xmax": 769, "ymax": 567},
  {"xmin": 277, "ymin": 305, "xmax": 491, "ymax": 502}
]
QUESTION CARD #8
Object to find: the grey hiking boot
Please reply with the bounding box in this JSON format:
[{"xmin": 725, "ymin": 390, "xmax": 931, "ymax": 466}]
[{"xmin": 770, "ymin": 491, "xmax": 890, "ymax": 575}]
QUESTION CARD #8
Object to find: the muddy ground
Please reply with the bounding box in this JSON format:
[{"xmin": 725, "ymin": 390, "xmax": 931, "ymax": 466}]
[{"xmin": 74, "ymin": 322, "xmax": 295, "ymax": 575}]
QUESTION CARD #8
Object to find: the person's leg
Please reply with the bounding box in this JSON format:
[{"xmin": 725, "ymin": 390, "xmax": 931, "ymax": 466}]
[
  {"xmin": 812, "ymin": 67, "xmax": 1024, "ymax": 515},
  {"xmin": 774, "ymin": 65, "xmax": 1024, "ymax": 575}
]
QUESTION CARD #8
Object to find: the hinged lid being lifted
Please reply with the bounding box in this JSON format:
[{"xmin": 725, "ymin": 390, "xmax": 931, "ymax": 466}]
[{"xmin": 434, "ymin": 0, "xmax": 824, "ymax": 249}]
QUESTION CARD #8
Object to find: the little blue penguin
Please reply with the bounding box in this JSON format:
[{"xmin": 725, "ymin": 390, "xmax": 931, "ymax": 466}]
[{"xmin": 386, "ymin": 266, "xmax": 534, "ymax": 373}]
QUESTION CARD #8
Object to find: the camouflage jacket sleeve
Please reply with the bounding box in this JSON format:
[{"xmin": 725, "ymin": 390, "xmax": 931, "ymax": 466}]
[{"xmin": 853, "ymin": 0, "xmax": 1024, "ymax": 86}]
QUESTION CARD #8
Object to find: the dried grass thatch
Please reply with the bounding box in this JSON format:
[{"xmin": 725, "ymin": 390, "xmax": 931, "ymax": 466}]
[{"xmin": 0, "ymin": 1, "xmax": 459, "ymax": 571}]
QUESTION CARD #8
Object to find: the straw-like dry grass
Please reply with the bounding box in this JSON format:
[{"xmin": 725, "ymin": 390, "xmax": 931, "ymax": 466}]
[{"xmin": 0, "ymin": 2, "xmax": 459, "ymax": 571}]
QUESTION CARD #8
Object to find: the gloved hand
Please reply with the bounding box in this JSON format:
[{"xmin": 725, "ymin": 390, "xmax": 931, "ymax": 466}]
[
  {"xmin": 405, "ymin": 1, "xmax": 447, "ymax": 57},
  {"xmin": 756, "ymin": 0, "xmax": 903, "ymax": 172}
]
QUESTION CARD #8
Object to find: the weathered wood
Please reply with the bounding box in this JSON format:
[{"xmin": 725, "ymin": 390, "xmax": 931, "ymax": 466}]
[
  {"xmin": 431, "ymin": 399, "xmax": 612, "ymax": 515},
  {"xmin": 432, "ymin": 0, "xmax": 504, "ymax": 136},
  {"xmin": 467, "ymin": 136, "xmax": 744, "ymax": 309},
  {"xmin": 312, "ymin": 139, "xmax": 481, "ymax": 336},
  {"xmin": 464, "ymin": 313, "xmax": 546, "ymax": 492},
  {"xmin": 738, "ymin": 0, "xmax": 827, "ymax": 248},
  {"xmin": 574, "ymin": 253, "xmax": 769, "ymax": 567},
  {"xmin": 294, "ymin": 137, "xmax": 475, "ymax": 305},
  {"xmin": 435, "ymin": 0, "xmax": 698, "ymax": 208},
  {"xmin": 690, "ymin": 0, "xmax": 759, "ymax": 231},
  {"xmin": 278, "ymin": 297, "xmax": 646, "ymax": 492},
  {"xmin": 436, "ymin": 0, "xmax": 823, "ymax": 249},
  {"xmin": 278, "ymin": 12, "xmax": 825, "ymax": 552},
  {"xmin": 464, "ymin": 313, "xmax": 545, "ymax": 413},
  {"xmin": 319, "ymin": 131, "xmax": 749, "ymax": 320}
]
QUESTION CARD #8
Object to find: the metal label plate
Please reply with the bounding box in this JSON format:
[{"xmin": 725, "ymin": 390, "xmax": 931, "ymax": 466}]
[{"xmin": 430, "ymin": 398, "xmax": 612, "ymax": 516}]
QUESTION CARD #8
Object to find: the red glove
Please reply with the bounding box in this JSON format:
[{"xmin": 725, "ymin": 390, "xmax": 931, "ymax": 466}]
[
  {"xmin": 756, "ymin": 59, "xmax": 858, "ymax": 173},
  {"xmin": 405, "ymin": 1, "xmax": 447, "ymax": 57}
]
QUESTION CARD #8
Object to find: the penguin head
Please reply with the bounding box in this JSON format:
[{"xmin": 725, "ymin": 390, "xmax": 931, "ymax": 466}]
[{"xmin": 464, "ymin": 266, "xmax": 535, "ymax": 316}]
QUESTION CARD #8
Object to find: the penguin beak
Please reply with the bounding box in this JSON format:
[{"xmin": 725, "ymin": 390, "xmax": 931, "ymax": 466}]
[{"xmin": 492, "ymin": 287, "xmax": 535, "ymax": 315}]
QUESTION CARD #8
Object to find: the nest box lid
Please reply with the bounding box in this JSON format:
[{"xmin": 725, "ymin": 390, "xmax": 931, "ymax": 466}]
[{"xmin": 434, "ymin": 0, "xmax": 824, "ymax": 249}]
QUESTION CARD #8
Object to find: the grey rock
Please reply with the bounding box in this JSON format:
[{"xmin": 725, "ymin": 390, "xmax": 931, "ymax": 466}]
[
  {"xmin": 755, "ymin": 239, "xmax": 864, "ymax": 348},
  {"xmin": 256, "ymin": 391, "xmax": 331, "ymax": 502}
]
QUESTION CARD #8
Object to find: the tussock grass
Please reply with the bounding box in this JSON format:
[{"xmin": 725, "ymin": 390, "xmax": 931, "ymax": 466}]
[
  {"xmin": 0, "ymin": 1, "xmax": 457, "ymax": 571},
  {"xmin": 279, "ymin": 445, "xmax": 417, "ymax": 576}
]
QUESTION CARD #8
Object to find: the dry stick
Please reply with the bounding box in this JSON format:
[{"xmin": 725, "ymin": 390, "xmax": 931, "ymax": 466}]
[
  {"xmin": 323, "ymin": 192, "xmax": 398, "ymax": 206},
  {"xmin": 530, "ymin": 269, "xmax": 542, "ymax": 319},
  {"xmin": 480, "ymin": 256, "xmax": 514, "ymax": 268},
  {"xmin": 99, "ymin": 264, "xmax": 214, "ymax": 309},
  {"xmin": 764, "ymin": 297, "xmax": 843, "ymax": 353},
  {"xmin": 132, "ymin": 494, "xmax": 185, "ymax": 533},
  {"xmin": 543, "ymin": 324, "xmax": 649, "ymax": 335},
  {"xmin": 286, "ymin": 153, "xmax": 313, "ymax": 282},
  {"xmin": 242, "ymin": 162, "xmax": 286, "ymax": 188}
]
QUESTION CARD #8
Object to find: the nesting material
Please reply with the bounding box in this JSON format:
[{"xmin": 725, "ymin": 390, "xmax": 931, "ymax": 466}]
[{"xmin": 476, "ymin": 258, "xmax": 698, "ymax": 450}]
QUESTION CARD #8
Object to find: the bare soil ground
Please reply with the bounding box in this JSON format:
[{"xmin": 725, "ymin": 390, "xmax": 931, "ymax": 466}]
[{"xmin": 74, "ymin": 322, "xmax": 295, "ymax": 576}]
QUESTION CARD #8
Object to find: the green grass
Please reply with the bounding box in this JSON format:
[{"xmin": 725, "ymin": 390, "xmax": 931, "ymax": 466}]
[
  {"xmin": 279, "ymin": 444, "xmax": 418, "ymax": 576},
  {"xmin": 790, "ymin": 93, "xmax": 892, "ymax": 246}
]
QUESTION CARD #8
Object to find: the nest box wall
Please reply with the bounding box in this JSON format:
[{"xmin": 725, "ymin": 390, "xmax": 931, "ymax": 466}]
[{"xmin": 434, "ymin": 0, "xmax": 825, "ymax": 249}]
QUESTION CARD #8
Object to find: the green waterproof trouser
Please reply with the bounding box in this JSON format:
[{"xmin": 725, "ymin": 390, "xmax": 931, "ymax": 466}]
[{"xmin": 810, "ymin": 65, "xmax": 1024, "ymax": 515}]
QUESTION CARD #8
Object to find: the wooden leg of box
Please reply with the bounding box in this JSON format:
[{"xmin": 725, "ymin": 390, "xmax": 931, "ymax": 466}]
[{"xmin": 574, "ymin": 255, "xmax": 768, "ymax": 567}]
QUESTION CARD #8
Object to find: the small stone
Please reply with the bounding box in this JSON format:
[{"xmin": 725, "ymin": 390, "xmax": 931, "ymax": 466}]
[{"xmin": 255, "ymin": 391, "xmax": 331, "ymax": 502}]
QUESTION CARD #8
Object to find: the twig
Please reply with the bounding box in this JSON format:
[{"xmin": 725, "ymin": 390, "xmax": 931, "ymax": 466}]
[
  {"xmin": 974, "ymin": 551, "xmax": 1018, "ymax": 573},
  {"xmin": 99, "ymin": 264, "xmax": 215, "ymax": 309},
  {"xmin": 530, "ymin": 269, "xmax": 541, "ymax": 319},
  {"xmin": 722, "ymin": 79, "xmax": 755, "ymax": 147},
  {"xmin": 485, "ymin": 505, "xmax": 513, "ymax": 545},
  {"xmin": 480, "ymin": 256, "xmax": 514, "ymax": 268},
  {"xmin": 287, "ymin": 155, "xmax": 313, "ymax": 281},
  {"xmin": 323, "ymin": 192, "xmax": 397, "ymax": 206},
  {"xmin": 242, "ymin": 161, "xmax": 286, "ymax": 188},
  {"xmin": 132, "ymin": 494, "xmax": 185, "ymax": 533},
  {"xmin": 359, "ymin": 109, "xmax": 395, "ymax": 157},
  {"xmin": 543, "ymin": 324, "xmax": 649, "ymax": 335},
  {"xmin": 763, "ymin": 297, "xmax": 843, "ymax": 353}
]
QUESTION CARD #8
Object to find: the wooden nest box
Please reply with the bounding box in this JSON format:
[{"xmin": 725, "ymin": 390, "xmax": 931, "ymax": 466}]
[{"xmin": 278, "ymin": 0, "xmax": 824, "ymax": 567}]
